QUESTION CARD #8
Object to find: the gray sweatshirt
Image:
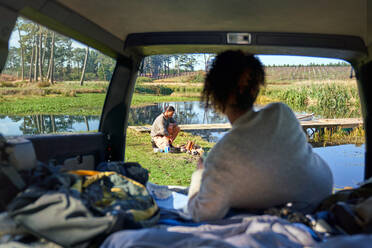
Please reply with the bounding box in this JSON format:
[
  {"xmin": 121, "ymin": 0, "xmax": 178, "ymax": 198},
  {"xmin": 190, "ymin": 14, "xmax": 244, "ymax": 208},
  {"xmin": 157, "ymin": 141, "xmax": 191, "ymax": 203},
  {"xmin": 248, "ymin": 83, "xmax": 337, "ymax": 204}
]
[
  {"xmin": 150, "ymin": 113, "xmax": 176, "ymax": 138},
  {"xmin": 187, "ymin": 102, "xmax": 333, "ymax": 221}
]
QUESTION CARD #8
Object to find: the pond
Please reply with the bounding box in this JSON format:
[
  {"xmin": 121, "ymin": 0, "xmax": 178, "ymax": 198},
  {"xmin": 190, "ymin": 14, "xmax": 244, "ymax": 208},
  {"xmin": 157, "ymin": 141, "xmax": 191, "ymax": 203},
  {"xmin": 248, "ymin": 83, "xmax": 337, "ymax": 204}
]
[
  {"xmin": 0, "ymin": 101, "xmax": 227, "ymax": 135},
  {"xmin": 0, "ymin": 101, "xmax": 365, "ymax": 188}
]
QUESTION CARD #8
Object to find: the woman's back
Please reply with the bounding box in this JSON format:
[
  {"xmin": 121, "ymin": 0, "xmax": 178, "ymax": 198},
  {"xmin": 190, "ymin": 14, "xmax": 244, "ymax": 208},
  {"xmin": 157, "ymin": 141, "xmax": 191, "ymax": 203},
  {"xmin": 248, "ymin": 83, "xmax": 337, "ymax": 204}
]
[
  {"xmin": 188, "ymin": 103, "xmax": 333, "ymax": 221},
  {"xmin": 187, "ymin": 50, "xmax": 333, "ymax": 222}
]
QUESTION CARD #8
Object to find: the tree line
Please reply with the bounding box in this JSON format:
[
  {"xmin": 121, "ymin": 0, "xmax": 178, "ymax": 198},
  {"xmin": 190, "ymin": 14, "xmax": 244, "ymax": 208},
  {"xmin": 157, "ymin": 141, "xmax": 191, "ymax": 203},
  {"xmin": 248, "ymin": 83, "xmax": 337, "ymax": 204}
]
[
  {"xmin": 140, "ymin": 54, "xmax": 213, "ymax": 78},
  {"xmin": 4, "ymin": 18, "xmax": 115, "ymax": 84},
  {"xmin": 4, "ymin": 18, "xmax": 350, "ymax": 83},
  {"xmin": 4, "ymin": 18, "xmax": 209, "ymax": 83}
]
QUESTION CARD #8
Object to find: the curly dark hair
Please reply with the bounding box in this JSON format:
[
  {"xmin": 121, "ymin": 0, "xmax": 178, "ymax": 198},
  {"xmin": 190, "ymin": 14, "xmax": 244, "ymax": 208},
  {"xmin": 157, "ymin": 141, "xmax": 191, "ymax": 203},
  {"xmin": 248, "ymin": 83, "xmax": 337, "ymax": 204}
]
[{"xmin": 202, "ymin": 50, "xmax": 265, "ymax": 113}]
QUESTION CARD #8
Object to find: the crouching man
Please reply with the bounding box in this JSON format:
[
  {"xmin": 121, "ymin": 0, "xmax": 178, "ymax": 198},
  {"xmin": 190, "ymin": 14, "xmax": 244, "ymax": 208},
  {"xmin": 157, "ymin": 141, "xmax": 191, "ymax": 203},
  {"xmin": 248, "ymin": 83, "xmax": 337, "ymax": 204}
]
[{"xmin": 150, "ymin": 106, "xmax": 180, "ymax": 150}]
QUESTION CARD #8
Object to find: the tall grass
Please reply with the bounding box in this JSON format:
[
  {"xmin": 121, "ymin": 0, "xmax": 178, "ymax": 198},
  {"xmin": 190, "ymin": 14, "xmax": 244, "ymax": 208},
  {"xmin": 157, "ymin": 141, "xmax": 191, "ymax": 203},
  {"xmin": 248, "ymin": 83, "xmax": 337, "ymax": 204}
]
[
  {"xmin": 310, "ymin": 127, "xmax": 365, "ymax": 147},
  {"xmin": 169, "ymin": 86, "xmax": 202, "ymax": 93},
  {"xmin": 260, "ymin": 83, "xmax": 361, "ymax": 118},
  {"xmin": 134, "ymin": 85, "xmax": 173, "ymax": 95}
]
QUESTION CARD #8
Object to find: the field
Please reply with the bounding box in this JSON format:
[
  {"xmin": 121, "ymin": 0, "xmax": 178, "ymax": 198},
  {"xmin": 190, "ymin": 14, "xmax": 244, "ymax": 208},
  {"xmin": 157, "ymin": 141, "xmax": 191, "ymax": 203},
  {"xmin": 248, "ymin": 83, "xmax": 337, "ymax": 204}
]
[{"xmin": 265, "ymin": 66, "xmax": 353, "ymax": 83}]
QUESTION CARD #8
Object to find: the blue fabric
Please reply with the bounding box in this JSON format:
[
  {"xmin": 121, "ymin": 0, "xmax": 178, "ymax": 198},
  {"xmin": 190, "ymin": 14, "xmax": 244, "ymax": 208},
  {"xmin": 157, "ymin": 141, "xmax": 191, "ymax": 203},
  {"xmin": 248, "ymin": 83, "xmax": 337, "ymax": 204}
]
[
  {"xmin": 155, "ymin": 192, "xmax": 188, "ymax": 210},
  {"xmin": 158, "ymin": 219, "xmax": 205, "ymax": 226},
  {"xmin": 293, "ymin": 223, "xmax": 321, "ymax": 241}
]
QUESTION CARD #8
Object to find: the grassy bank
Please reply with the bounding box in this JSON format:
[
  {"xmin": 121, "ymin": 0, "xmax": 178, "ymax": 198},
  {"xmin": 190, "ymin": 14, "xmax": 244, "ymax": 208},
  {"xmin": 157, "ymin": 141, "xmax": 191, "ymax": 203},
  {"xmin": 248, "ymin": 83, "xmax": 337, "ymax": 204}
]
[
  {"xmin": 0, "ymin": 78, "xmax": 363, "ymax": 119},
  {"xmin": 0, "ymin": 93, "xmax": 199, "ymax": 115},
  {"xmin": 0, "ymin": 80, "xmax": 201, "ymax": 115},
  {"xmin": 125, "ymin": 129, "xmax": 213, "ymax": 186}
]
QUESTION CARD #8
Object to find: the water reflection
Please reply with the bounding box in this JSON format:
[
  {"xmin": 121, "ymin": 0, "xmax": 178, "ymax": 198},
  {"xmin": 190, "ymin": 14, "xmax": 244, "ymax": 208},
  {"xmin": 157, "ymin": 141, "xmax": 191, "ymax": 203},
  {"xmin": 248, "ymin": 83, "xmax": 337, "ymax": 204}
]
[
  {"xmin": 1, "ymin": 101, "xmax": 227, "ymax": 135},
  {"xmin": 187, "ymin": 130, "xmax": 227, "ymax": 143},
  {"xmin": 0, "ymin": 115, "xmax": 100, "ymax": 136},
  {"xmin": 128, "ymin": 101, "xmax": 227, "ymax": 126},
  {"xmin": 313, "ymin": 144, "xmax": 364, "ymax": 188}
]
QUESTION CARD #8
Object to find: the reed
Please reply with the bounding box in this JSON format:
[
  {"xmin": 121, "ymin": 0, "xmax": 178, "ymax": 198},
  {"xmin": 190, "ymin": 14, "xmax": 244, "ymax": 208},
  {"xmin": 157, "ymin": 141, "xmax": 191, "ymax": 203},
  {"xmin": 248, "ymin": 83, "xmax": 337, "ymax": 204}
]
[
  {"xmin": 259, "ymin": 83, "xmax": 361, "ymax": 118},
  {"xmin": 310, "ymin": 127, "xmax": 365, "ymax": 147}
]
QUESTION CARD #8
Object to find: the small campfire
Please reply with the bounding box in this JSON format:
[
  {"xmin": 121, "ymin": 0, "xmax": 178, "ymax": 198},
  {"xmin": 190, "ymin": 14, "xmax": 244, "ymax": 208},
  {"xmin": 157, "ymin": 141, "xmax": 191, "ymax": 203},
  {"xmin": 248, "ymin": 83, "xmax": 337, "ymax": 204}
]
[{"xmin": 179, "ymin": 140, "xmax": 204, "ymax": 156}]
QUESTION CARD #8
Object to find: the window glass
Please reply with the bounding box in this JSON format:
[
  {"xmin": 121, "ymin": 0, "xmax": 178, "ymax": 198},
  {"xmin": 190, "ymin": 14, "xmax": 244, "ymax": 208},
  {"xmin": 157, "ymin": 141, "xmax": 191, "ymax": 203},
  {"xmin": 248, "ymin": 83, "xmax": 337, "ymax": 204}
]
[
  {"xmin": 127, "ymin": 53, "xmax": 363, "ymax": 187},
  {"xmin": 0, "ymin": 17, "xmax": 115, "ymax": 136}
]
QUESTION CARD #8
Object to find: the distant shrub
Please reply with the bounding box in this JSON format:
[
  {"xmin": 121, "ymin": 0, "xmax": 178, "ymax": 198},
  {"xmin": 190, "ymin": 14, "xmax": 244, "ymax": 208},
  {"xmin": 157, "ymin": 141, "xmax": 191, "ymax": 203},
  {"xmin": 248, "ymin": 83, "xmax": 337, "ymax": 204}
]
[
  {"xmin": 188, "ymin": 71, "xmax": 205, "ymax": 83},
  {"xmin": 62, "ymin": 90, "xmax": 77, "ymax": 97},
  {"xmin": 37, "ymin": 81, "xmax": 51, "ymax": 88},
  {"xmin": 159, "ymin": 86, "xmax": 173, "ymax": 95},
  {"xmin": 136, "ymin": 77, "xmax": 153, "ymax": 83},
  {"xmin": 134, "ymin": 85, "xmax": 173, "ymax": 95},
  {"xmin": 0, "ymin": 74, "xmax": 17, "ymax": 81},
  {"xmin": 0, "ymin": 81, "xmax": 16, "ymax": 87},
  {"xmin": 84, "ymin": 72, "xmax": 98, "ymax": 81},
  {"xmin": 15, "ymin": 81, "xmax": 27, "ymax": 87}
]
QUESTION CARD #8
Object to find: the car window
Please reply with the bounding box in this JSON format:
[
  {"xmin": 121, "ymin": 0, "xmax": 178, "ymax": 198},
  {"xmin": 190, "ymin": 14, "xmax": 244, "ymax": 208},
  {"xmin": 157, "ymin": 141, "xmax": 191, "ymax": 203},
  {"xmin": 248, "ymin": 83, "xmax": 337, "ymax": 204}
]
[
  {"xmin": 127, "ymin": 53, "xmax": 363, "ymax": 188},
  {"xmin": 0, "ymin": 17, "xmax": 114, "ymax": 136}
]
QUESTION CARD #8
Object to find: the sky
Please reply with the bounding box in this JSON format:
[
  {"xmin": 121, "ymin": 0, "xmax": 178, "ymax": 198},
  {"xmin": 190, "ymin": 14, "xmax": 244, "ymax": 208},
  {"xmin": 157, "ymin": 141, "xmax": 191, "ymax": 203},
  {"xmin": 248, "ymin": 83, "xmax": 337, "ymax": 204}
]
[{"xmin": 8, "ymin": 29, "xmax": 346, "ymax": 69}]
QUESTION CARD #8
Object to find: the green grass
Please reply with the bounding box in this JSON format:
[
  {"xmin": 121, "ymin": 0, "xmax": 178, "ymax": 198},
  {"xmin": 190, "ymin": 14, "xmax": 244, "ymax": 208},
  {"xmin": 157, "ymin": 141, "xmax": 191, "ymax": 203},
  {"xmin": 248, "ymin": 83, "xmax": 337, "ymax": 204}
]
[
  {"xmin": 0, "ymin": 94, "xmax": 104, "ymax": 115},
  {"xmin": 0, "ymin": 80, "xmax": 200, "ymax": 115},
  {"xmin": 125, "ymin": 129, "xmax": 213, "ymax": 186},
  {"xmin": 136, "ymin": 77, "xmax": 154, "ymax": 83},
  {"xmin": 131, "ymin": 94, "xmax": 198, "ymax": 107},
  {"xmin": 0, "ymin": 93, "xmax": 198, "ymax": 115}
]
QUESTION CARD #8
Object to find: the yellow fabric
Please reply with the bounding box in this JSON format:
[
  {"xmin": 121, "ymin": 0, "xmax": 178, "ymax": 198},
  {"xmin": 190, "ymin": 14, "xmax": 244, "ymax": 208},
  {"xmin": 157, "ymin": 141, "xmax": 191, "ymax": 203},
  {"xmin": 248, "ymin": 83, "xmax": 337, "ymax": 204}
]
[
  {"xmin": 129, "ymin": 202, "xmax": 159, "ymax": 222},
  {"xmin": 111, "ymin": 187, "xmax": 128, "ymax": 200},
  {"xmin": 68, "ymin": 170, "xmax": 103, "ymax": 176},
  {"xmin": 68, "ymin": 170, "xmax": 146, "ymax": 189},
  {"xmin": 70, "ymin": 178, "xmax": 83, "ymax": 193},
  {"xmin": 67, "ymin": 169, "xmax": 158, "ymax": 221},
  {"xmin": 94, "ymin": 190, "xmax": 117, "ymax": 208},
  {"xmin": 82, "ymin": 172, "xmax": 116, "ymax": 188}
]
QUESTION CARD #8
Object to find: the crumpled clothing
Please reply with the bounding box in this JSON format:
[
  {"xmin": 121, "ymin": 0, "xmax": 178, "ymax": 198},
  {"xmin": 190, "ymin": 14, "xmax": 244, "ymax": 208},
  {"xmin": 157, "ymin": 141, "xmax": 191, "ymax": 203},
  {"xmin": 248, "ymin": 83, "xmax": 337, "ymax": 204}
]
[
  {"xmin": 315, "ymin": 234, "xmax": 372, "ymax": 248},
  {"xmin": 101, "ymin": 214, "xmax": 316, "ymax": 248},
  {"xmin": 6, "ymin": 166, "xmax": 158, "ymax": 247},
  {"xmin": 97, "ymin": 161, "xmax": 149, "ymax": 185}
]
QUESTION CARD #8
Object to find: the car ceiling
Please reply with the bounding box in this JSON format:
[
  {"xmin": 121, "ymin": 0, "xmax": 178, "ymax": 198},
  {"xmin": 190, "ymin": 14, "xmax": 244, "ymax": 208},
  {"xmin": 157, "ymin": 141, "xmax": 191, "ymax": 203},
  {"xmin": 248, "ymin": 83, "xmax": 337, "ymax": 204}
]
[
  {"xmin": 57, "ymin": 0, "xmax": 370, "ymax": 44},
  {"xmin": 1, "ymin": 0, "xmax": 371, "ymax": 62}
]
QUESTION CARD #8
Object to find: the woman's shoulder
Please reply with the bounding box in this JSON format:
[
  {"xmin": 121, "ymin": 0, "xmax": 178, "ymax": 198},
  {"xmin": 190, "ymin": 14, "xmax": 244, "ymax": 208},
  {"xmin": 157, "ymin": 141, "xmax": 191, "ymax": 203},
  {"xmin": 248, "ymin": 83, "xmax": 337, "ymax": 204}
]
[
  {"xmin": 264, "ymin": 102, "xmax": 292, "ymax": 112},
  {"xmin": 261, "ymin": 102, "xmax": 296, "ymax": 119}
]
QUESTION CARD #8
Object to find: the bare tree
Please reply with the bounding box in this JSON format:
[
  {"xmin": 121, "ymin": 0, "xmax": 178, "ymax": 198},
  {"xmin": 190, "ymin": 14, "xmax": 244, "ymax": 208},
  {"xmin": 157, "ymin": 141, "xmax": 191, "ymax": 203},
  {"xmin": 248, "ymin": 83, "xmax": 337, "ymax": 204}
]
[
  {"xmin": 48, "ymin": 32, "xmax": 55, "ymax": 84},
  {"xmin": 33, "ymin": 33, "xmax": 38, "ymax": 82},
  {"xmin": 84, "ymin": 116, "xmax": 90, "ymax": 131},
  {"xmin": 41, "ymin": 30, "xmax": 48, "ymax": 71},
  {"xmin": 80, "ymin": 46, "xmax": 89, "ymax": 86},
  {"xmin": 28, "ymin": 39, "xmax": 35, "ymax": 82},
  {"xmin": 16, "ymin": 23, "xmax": 25, "ymax": 80},
  {"xmin": 203, "ymin": 54, "xmax": 213, "ymax": 72},
  {"xmin": 50, "ymin": 115, "xmax": 56, "ymax": 133},
  {"xmin": 38, "ymin": 27, "xmax": 43, "ymax": 81}
]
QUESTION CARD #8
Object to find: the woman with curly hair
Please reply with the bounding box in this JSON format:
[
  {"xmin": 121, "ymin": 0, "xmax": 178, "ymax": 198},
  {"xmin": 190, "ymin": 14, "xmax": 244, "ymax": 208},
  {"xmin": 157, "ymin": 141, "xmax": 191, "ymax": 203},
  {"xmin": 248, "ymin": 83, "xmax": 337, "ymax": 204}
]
[{"xmin": 187, "ymin": 50, "xmax": 333, "ymax": 221}]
